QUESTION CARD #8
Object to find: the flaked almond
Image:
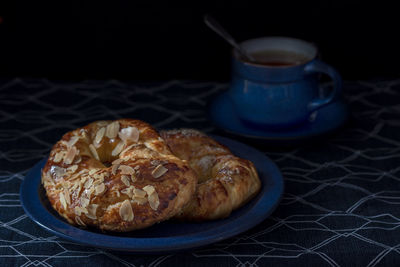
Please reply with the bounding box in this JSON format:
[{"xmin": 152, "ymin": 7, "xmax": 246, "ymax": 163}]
[
  {"xmin": 75, "ymin": 157, "xmax": 82, "ymax": 164},
  {"xmin": 89, "ymin": 144, "xmax": 100, "ymax": 161},
  {"xmin": 86, "ymin": 204, "xmax": 98, "ymax": 219},
  {"xmin": 133, "ymin": 188, "xmax": 147, "ymax": 198},
  {"xmin": 93, "ymin": 177, "xmax": 104, "ymax": 186},
  {"xmin": 121, "ymin": 187, "xmax": 133, "ymax": 198},
  {"xmin": 133, "ymin": 197, "xmax": 148, "ymax": 205},
  {"xmin": 112, "ymin": 164, "xmax": 119, "ymax": 175},
  {"xmin": 74, "ymin": 206, "xmax": 88, "ymax": 216},
  {"xmin": 64, "ymin": 188, "xmax": 71, "ymax": 205},
  {"xmin": 59, "ymin": 192, "xmax": 67, "ymax": 209},
  {"xmin": 95, "ymin": 127, "xmax": 106, "ymax": 145},
  {"xmin": 106, "ymin": 121, "xmax": 120, "ymax": 139},
  {"xmin": 95, "ymin": 183, "xmax": 106, "ymax": 195},
  {"xmin": 64, "ymin": 146, "xmax": 78, "ymax": 165},
  {"xmin": 121, "ymin": 175, "xmax": 130, "ymax": 187},
  {"xmin": 67, "ymin": 136, "xmax": 79, "ymax": 148},
  {"xmin": 152, "ymin": 164, "xmax": 168, "ymax": 178},
  {"xmin": 119, "ymin": 199, "xmax": 134, "ymax": 221},
  {"xmin": 89, "ymin": 169, "xmax": 98, "ymax": 175},
  {"xmin": 148, "ymin": 192, "xmax": 160, "ymax": 210},
  {"xmin": 96, "ymin": 121, "xmax": 108, "ymax": 127},
  {"xmin": 119, "ymin": 127, "xmax": 140, "ymax": 143},
  {"xmin": 116, "ymin": 190, "xmax": 120, "ymax": 197},
  {"xmin": 111, "ymin": 141, "xmax": 125, "ymax": 156},
  {"xmin": 84, "ymin": 178, "xmax": 93, "ymax": 189},
  {"xmin": 112, "ymin": 158, "xmax": 123, "ymax": 165},
  {"xmin": 88, "ymin": 186, "xmax": 95, "ymax": 196},
  {"xmin": 74, "ymin": 206, "xmax": 82, "ymax": 216},
  {"xmin": 75, "ymin": 216, "xmax": 86, "ymax": 226},
  {"xmin": 53, "ymin": 152, "xmax": 64, "ymax": 163},
  {"xmin": 80, "ymin": 197, "xmax": 90, "ymax": 208},
  {"xmin": 67, "ymin": 165, "xmax": 78, "ymax": 174},
  {"xmin": 142, "ymin": 185, "xmax": 155, "ymax": 196},
  {"xmin": 53, "ymin": 166, "xmax": 66, "ymax": 178},
  {"xmin": 119, "ymin": 165, "xmax": 135, "ymax": 175},
  {"xmin": 120, "ymin": 144, "xmax": 136, "ymax": 155}
]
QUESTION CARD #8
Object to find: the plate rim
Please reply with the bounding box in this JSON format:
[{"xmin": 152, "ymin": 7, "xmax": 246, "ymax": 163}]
[{"xmin": 20, "ymin": 135, "xmax": 284, "ymax": 252}]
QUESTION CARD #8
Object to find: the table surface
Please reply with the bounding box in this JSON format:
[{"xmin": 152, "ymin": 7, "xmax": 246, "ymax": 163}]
[{"xmin": 1, "ymin": 78, "xmax": 400, "ymax": 266}]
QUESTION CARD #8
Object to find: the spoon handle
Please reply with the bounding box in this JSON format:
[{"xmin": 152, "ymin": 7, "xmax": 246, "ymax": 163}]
[
  {"xmin": 204, "ymin": 15, "xmax": 240, "ymax": 50},
  {"xmin": 204, "ymin": 14, "xmax": 255, "ymax": 61}
]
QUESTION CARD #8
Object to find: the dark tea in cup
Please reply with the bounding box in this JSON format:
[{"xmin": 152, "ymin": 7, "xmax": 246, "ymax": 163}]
[{"xmin": 247, "ymin": 50, "xmax": 310, "ymax": 67}]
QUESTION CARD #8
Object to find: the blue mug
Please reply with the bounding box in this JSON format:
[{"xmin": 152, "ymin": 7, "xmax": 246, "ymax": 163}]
[{"xmin": 229, "ymin": 36, "xmax": 342, "ymax": 129}]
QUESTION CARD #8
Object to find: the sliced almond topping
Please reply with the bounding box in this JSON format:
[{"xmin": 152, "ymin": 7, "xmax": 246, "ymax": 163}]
[
  {"xmin": 67, "ymin": 165, "xmax": 78, "ymax": 174},
  {"xmin": 112, "ymin": 158, "xmax": 123, "ymax": 165},
  {"xmin": 86, "ymin": 204, "xmax": 98, "ymax": 220},
  {"xmin": 67, "ymin": 136, "xmax": 79, "ymax": 148},
  {"xmin": 59, "ymin": 192, "xmax": 67, "ymax": 209},
  {"xmin": 112, "ymin": 164, "xmax": 119, "ymax": 175},
  {"xmin": 116, "ymin": 190, "xmax": 120, "ymax": 197},
  {"xmin": 80, "ymin": 197, "xmax": 90, "ymax": 208},
  {"xmin": 89, "ymin": 169, "xmax": 98, "ymax": 175},
  {"xmin": 53, "ymin": 166, "xmax": 66, "ymax": 178},
  {"xmin": 64, "ymin": 146, "xmax": 78, "ymax": 165},
  {"xmin": 89, "ymin": 144, "xmax": 100, "ymax": 161},
  {"xmin": 121, "ymin": 187, "xmax": 133, "ymax": 198},
  {"xmin": 84, "ymin": 178, "xmax": 93, "ymax": 189},
  {"xmin": 96, "ymin": 121, "xmax": 108, "ymax": 127},
  {"xmin": 64, "ymin": 188, "xmax": 71, "ymax": 205},
  {"xmin": 133, "ymin": 188, "xmax": 147, "ymax": 198},
  {"xmin": 119, "ymin": 127, "xmax": 140, "ymax": 144},
  {"xmin": 111, "ymin": 141, "xmax": 125, "ymax": 156},
  {"xmin": 88, "ymin": 186, "xmax": 95, "ymax": 196},
  {"xmin": 121, "ymin": 175, "xmax": 130, "ymax": 187},
  {"xmin": 119, "ymin": 165, "xmax": 135, "ymax": 175},
  {"xmin": 95, "ymin": 127, "xmax": 106, "ymax": 145},
  {"xmin": 152, "ymin": 164, "xmax": 168, "ymax": 178},
  {"xmin": 142, "ymin": 185, "xmax": 155, "ymax": 196},
  {"xmin": 119, "ymin": 199, "xmax": 134, "ymax": 221},
  {"xmin": 120, "ymin": 144, "xmax": 136, "ymax": 155},
  {"xmin": 133, "ymin": 197, "xmax": 148, "ymax": 205},
  {"xmin": 75, "ymin": 156, "xmax": 82, "ymax": 164},
  {"xmin": 75, "ymin": 216, "xmax": 86, "ymax": 226},
  {"xmin": 74, "ymin": 206, "xmax": 82, "ymax": 216},
  {"xmin": 106, "ymin": 121, "xmax": 120, "ymax": 139},
  {"xmin": 148, "ymin": 192, "xmax": 160, "ymax": 210},
  {"xmin": 95, "ymin": 183, "xmax": 106, "ymax": 195},
  {"xmin": 53, "ymin": 152, "xmax": 64, "ymax": 163},
  {"xmin": 93, "ymin": 177, "xmax": 103, "ymax": 186}
]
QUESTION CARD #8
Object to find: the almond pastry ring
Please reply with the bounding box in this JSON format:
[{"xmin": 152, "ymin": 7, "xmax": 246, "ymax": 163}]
[
  {"xmin": 41, "ymin": 119, "xmax": 197, "ymax": 232},
  {"xmin": 160, "ymin": 129, "xmax": 261, "ymax": 221}
]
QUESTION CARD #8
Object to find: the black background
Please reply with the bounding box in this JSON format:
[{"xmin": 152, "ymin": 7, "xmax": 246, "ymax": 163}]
[{"xmin": 0, "ymin": 1, "xmax": 399, "ymax": 81}]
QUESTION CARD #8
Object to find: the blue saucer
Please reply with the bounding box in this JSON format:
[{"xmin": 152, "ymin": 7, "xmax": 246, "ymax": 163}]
[
  {"xmin": 209, "ymin": 93, "xmax": 348, "ymax": 140},
  {"xmin": 20, "ymin": 135, "xmax": 284, "ymax": 253}
]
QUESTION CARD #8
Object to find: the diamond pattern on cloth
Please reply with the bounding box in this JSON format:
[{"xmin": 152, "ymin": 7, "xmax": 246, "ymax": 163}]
[{"xmin": 1, "ymin": 78, "xmax": 400, "ymax": 266}]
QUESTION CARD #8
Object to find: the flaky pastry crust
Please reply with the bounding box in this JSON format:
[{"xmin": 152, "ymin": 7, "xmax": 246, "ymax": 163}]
[{"xmin": 160, "ymin": 129, "xmax": 261, "ymax": 221}]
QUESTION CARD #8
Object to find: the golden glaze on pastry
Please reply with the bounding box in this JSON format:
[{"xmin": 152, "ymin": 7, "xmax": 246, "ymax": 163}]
[
  {"xmin": 41, "ymin": 119, "xmax": 197, "ymax": 231},
  {"xmin": 160, "ymin": 129, "xmax": 261, "ymax": 221}
]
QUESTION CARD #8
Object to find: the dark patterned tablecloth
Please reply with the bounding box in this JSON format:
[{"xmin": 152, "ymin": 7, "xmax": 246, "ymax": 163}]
[{"xmin": 1, "ymin": 78, "xmax": 400, "ymax": 266}]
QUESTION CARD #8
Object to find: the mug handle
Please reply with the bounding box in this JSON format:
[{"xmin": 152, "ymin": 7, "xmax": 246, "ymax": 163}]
[{"xmin": 304, "ymin": 59, "xmax": 342, "ymax": 112}]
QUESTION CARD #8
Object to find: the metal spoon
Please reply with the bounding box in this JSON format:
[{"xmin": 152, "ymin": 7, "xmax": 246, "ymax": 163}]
[{"xmin": 204, "ymin": 14, "xmax": 256, "ymax": 62}]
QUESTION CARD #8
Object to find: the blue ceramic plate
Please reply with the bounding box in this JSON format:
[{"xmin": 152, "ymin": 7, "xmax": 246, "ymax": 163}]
[
  {"xmin": 20, "ymin": 135, "xmax": 284, "ymax": 253},
  {"xmin": 210, "ymin": 93, "xmax": 348, "ymax": 141}
]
